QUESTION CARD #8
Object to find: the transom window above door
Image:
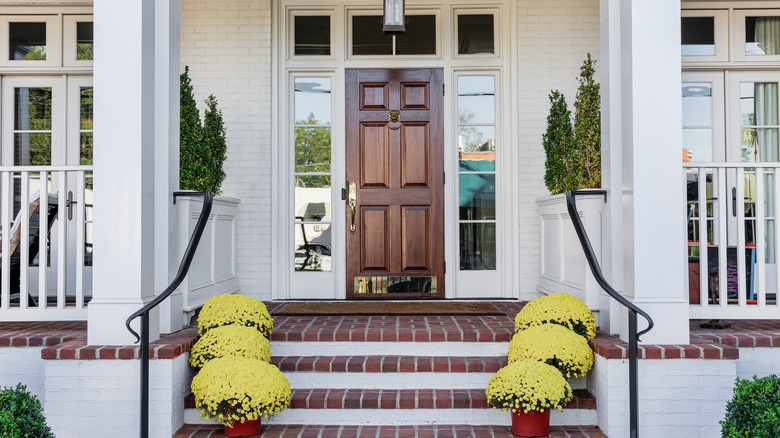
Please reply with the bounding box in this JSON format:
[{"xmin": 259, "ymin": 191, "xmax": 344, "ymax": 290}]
[{"xmin": 349, "ymin": 13, "xmax": 438, "ymax": 56}]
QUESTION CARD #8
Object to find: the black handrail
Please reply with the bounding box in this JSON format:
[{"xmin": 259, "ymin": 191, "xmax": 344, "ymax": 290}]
[
  {"xmin": 565, "ymin": 190, "xmax": 654, "ymax": 438},
  {"xmin": 125, "ymin": 191, "xmax": 213, "ymax": 438}
]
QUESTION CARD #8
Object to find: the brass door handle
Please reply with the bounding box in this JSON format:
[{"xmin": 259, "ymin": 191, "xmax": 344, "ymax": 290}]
[{"xmin": 348, "ymin": 182, "xmax": 357, "ymax": 232}]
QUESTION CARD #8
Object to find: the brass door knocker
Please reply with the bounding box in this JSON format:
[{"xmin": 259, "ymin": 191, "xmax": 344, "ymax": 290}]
[{"xmin": 388, "ymin": 110, "xmax": 401, "ymax": 130}]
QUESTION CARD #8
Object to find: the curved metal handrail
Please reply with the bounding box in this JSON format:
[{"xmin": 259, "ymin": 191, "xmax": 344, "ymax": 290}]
[{"xmin": 125, "ymin": 191, "xmax": 213, "ymax": 438}]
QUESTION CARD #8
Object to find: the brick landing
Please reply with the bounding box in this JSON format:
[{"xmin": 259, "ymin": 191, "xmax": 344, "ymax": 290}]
[{"xmin": 173, "ymin": 424, "xmax": 607, "ymax": 438}]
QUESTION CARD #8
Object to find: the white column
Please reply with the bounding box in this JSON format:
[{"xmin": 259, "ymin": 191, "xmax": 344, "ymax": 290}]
[
  {"xmin": 89, "ymin": 0, "xmax": 160, "ymax": 345},
  {"xmin": 155, "ymin": 0, "xmax": 182, "ymax": 335},
  {"xmin": 611, "ymin": 0, "xmax": 690, "ymax": 344}
]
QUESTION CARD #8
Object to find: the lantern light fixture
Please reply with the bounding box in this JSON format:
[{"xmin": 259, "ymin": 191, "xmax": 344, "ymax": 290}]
[{"xmin": 383, "ymin": 0, "xmax": 405, "ymax": 35}]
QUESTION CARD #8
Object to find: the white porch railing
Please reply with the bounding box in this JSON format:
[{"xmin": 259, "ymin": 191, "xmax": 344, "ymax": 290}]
[
  {"xmin": 686, "ymin": 163, "xmax": 780, "ymax": 319},
  {"xmin": 0, "ymin": 166, "xmax": 92, "ymax": 321}
]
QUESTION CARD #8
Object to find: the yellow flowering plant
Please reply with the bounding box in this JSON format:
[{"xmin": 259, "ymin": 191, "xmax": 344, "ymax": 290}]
[
  {"xmin": 508, "ymin": 323, "xmax": 593, "ymax": 378},
  {"xmin": 486, "ymin": 359, "xmax": 573, "ymax": 413},
  {"xmin": 197, "ymin": 294, "xmax": 273, "ymax": 338},
  {"xmin": 191, "ymin": 356, "xmax": 291, "ymax": 426},
  {"xmin": 514, "ymin": 293, "xmax": 597, "ymax": 340},
  {"xmin": 189, "ymin": 324, "xmax": 272, "ymax": 369}
]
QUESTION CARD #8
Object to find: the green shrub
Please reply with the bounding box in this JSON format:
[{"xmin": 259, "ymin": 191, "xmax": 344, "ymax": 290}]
[
  {"xmin": 573, "ymin": 53, "xmax": 601, "ymax": 189},
  {"xmin": 720, "ymin": 374, "xmax": 780, "ymax": 437},
  {"xmin": 0, "ymin": 383, "xmax": 54, "ymax": 438},
  {"xmin": 542, "ymin": 90, "xmax": 577, "ymax": 195}
]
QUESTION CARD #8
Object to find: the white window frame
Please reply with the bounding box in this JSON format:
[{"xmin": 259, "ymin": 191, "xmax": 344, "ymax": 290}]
[
  {"xmin": 288, "ymin": 9, "xmax": 336, "ymax": 61},
  {"xmin": 63, "ymin": 15, "xmax": 93, "ymax": 67},
  {"xmin": 0, "ymin": 15, "xmax": 61, "ymax": 68},
  {"xmin": 682, "ymin": 71, "xmax": 726, "ymax": 162},
  {"xmin": 733, "ymin": 9, "xmax": 780, "ymax": 63},
  {"xmin": 452, "ymin": 8, "xmax": 500, "ymax": 59},
  {"xmin": 681, "ymin": 9, "xmax": 728, "ymax": 63},
  {"xmin": 346, "ymin": 8, "xmax": 442, "ymax": 59},
  {"xmin": 66, "ymin": 76, "xmax": 93, "ymax": 165}
]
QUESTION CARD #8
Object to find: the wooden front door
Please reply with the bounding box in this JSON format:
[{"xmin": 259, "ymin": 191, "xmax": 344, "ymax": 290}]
[{"xmin": 345, "ymin": 69, "xmax": 444, "ymax": 298}]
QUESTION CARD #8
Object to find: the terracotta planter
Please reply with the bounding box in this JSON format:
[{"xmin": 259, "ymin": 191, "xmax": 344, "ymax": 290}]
[
  {"xmin": 224, "ymin": 417, "xmax": 261, "ymax": 437},
  {"xmin": 511, "ymin": 408, "xmax": 550, "ymax": 437}
]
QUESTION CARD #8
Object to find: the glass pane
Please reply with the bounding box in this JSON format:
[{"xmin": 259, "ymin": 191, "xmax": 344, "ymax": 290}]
[
  {"xmin": 395, "ymin": 15, "xmax": 436, "ymax": 55},
  {"xmin": 458, "ymin": 76, "xmax": 495, "ymax": 124},
  {"xmin": 295, "ymin": 16, "xmax": 330, "ymax": 56},
  {"xmin": 295, "ymin": 175, "xmax": 331, "ymax": 221},
  {"xmin": 458, "ymin": 125, "xmax": 495, "ymax": 171},
  {"xmin": 15, "ymin": 88, "xmax": 52, "ymax": 130},
  {"xmin": 458, "ymin": 14, "xmax": 494, "ymax": 54},
  {"xmin": 294, "ymin": 224, "xmax": 331, "ymax": 271},
  {"xmin": 746, "ymin": 16, "xmax": 780, "ymax": 56},
  {"xmin": 295, "ymin": 78, "xmax": 331, "ymax": 124},
  {"xmin": 9, "ymin": 22, "xmax": 46, "ymax": 61},
  {"xmin": 459, "ymin": 222, "xmax": 496, "ymax": 270},
  {"xmin": 459, "ymin": 173, "xmax": 495, "ymax": 220},
  {"xmin": 81, "ymin": 87, "xmax": 94, "ymax": 130},
  {"xmin": 741, "ymin": 82, "xmax": 779, "ymax": 126},
  {"xmin": 741, "ymin": 128, "xmax": 779, "ymax": 162},
  {"xmin": 681, "ymin": 17, "xmax": 715, "ymax": 56},
  {"xmin": 682, "ymin": 83, "xmax": 712, "ymax": 126},
  {"xmin": 765, "ymin": 172, "xmax": 776, "ymax": 217},
  {"xmin": 766, "ymin": 219, "xmax": 776, "ymax": 263},
  {"xmin": 14, "ymin": 133, "xmax": 51, "ymax": 166},
  {"xmin": 352, "ymin": 15, "xmax": 392, "ymax": 55},
  {"xmin": 295, "ymin": 127, "xmax": 331, "ymax": 173},
  {"xmin": 683, "ymin": 128, "xmax": 713, "ymax": 162},
  {"xmin": 80, "ymin": 133, "xmax": 93, "ymax": 165},
  {"xmin": 354, "ymin": 276, "xmax": 436, "ymax": 294},
  {"xmin": 76, "ymin": 22, "xmax": 94, "ymax": 60}
]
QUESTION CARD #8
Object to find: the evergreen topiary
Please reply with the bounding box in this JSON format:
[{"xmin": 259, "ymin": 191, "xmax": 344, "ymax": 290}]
[
  {"xmin": 573, "ymin": 53, "xmax": 601, "ymax": 189},
  {"xmin": 0, "ymin": 383, "xmax": 53, "ymax": 438},
  {"xmin": 202, "ymin": 95, "xmax": 227, "ymax": 194},
  {"xmin": 543, "ymin": 91, "xmax": 577, "ymax": 194},
  {"xmin": 720, "ymin": 374, "xmax": 780, "ymax": 437}
]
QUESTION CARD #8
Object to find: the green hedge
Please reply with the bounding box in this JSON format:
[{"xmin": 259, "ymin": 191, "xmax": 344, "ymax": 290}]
[
  {"xmin": 721, "ymin": 374, "xmax": 780, "ymax": 437},
  {"xmin": 0, "ymin": 383, "xmax": 53, "ymax": 438}
]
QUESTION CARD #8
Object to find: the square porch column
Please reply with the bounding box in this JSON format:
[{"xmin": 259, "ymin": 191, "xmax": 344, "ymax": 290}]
[
  {"xmin": 89, "ymin": 0, "xmax": 180, "ymax": 345},
  {"xmin": 602, "ymin": 0, "xmax": 690, "ymax": 344}
]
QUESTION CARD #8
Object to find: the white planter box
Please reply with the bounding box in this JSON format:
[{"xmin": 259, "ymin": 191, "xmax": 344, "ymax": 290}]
[{"xmin": 537, "ymin": 191, "xmax": 605, "ymax": 320}]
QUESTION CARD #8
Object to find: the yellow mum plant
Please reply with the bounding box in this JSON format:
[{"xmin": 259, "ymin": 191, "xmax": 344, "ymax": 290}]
[
  {"xmin": 514, "ymin": 293, "xmax": 596, "ymax": 340},
  {"xmin": 189, "ymin": 324, "xmax": 272, "ymax": 369},
  {"xmin": 486, "ymin": 359, "xmax": 572, "ymax": 413},
  {"xmin": 508, "ymin": 323, "xmax": 593, "ymax": 378},
  {"xmin": 191, "ymin": 356, "xmax": 291, "ymax": 425},
  {"xmin": 197, "ymin": 293, "xmax": 273, "ymax": 337}
]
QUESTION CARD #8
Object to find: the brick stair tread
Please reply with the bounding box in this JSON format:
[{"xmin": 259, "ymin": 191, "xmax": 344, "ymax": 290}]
[
  {"xmin": 174, "ymin": 424, "xmax": 607, "ymax": 438},
  {"xmin": 271, "ymin": 356, "xmax": 508, "ymax": 373},
  {"xmin": 184, "ymin": 389, "xmax": 595, "ymax": 411}
]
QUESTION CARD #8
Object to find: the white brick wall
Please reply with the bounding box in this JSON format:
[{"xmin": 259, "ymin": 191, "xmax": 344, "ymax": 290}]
[
  {"xmin": 181, "ymin": 0, "xmax": 273, "ymax": 300},
  {"xmin": 736, "ymin": 347, "xmax": 780, "ymax": 379},
  {"xmin": 0, "ymin": 347, "xmax": 46, "ymax": 404},
  {"xmin": 516, "ymin": 0, "xmax": 600, "ymax": 299},
  {"xmin": 44, "ymin": 355, "xmax": 192, "ymax": 438},
  {"xmin": 589, "ymin": 355, "xmax": 737, "ymax": 438}
]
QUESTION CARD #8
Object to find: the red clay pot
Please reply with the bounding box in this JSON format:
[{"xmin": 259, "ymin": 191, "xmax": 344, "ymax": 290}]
[
  {"xmin": 224, "ymin": 417, "xmax": 261, "ymax": 436},
  {"xmin": 511, "ymin": 408, "xmax": 551, "ymax": 437}
]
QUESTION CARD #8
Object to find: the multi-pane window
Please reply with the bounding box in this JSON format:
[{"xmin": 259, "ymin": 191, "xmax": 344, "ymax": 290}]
[
  {"xmin": 293, "ymin": 77, "xmax": 332, "ymax": 272},
  {"xmin": 13, "ymin": 87, "xmax": 52, "ymax": 166},
  {"xmin": 457, "ymin": 75, "xmax": 496, "ymax": 270}
]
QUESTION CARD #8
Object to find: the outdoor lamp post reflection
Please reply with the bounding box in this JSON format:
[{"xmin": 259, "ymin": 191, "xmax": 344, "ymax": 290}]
[{"xmin": 383, "ymin": 0, "xmax": 405, "ymax": 34}]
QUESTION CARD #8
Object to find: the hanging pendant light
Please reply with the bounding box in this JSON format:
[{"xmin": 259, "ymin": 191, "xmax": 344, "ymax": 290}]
[{"xmin": 383, "ymin": 0, "xmax": 405, "ymax": 34}]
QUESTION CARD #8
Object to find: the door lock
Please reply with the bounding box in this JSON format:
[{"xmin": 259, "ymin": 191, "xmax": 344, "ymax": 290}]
[{"xmin": 348, "ymin": 182, "xmax": 357, "ymax": 232}]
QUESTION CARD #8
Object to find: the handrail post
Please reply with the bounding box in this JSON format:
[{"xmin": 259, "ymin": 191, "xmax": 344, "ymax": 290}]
[
  {"xmin": 629, "ymin": 309, "xmax": 638, "ymax": 438},
  {"xmin": 140, "ymin": 312, "xmax": 149, "ymax": 438}
]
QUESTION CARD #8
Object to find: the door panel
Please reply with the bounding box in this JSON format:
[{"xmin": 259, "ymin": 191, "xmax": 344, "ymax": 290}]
[{"xmin": 346, "ymin": 68, "xmax": 444, "ymax": 298}]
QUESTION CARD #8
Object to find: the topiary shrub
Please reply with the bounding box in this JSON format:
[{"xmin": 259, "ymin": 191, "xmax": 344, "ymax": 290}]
[
  {"xmin": 0, "ymin": 383, "xmax": 53, "ymax": 438},
  {"xmin": 542, "ymin": 90, "xmax": 577, "ymax": 195},
  {"xmin": 720, "ymin": 374, "xmax": 780, "ymax": 437},
  {"xmin": 573, "ymin": 53, "xmax": 600, "ymax": 189}
]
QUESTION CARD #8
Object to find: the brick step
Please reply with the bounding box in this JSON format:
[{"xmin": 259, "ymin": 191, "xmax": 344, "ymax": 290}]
[
  {"xmin": 183, "ymin": 389, "xmax": 597, "ymax": 426},
  {"xmin": 272, "ymin": 356, "xmax": 507, "ymax": 373},
  {"xmin": 174, "ymin": 424, "xmax": 608, "ymax": 438}
]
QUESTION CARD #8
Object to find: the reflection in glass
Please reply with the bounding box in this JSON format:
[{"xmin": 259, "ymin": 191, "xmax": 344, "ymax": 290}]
[
  {"xmin": 681, "ymin": 17, "xmax": 715, "ymax": 56},
  {"xmin": 294, "ymin": 224, "xmax": 331, "ymax": 271},
  {"xmin": 9, "ymin": 22, "xmax": 46, "ymax": 60},
  {"xmin": 14, "ymin": 133, "xmax": 51, "ymax": 166},
  {"xmin": 294, "ymin": 78, "xmax": 331, "ymax": 124},
  {"xmin": 295, "ymin": 127, "xmax": 331, "ymax": 173},
  {"xmin": 295, "ymin": 16, "xmax": 330, "ymax": 56},
  {"xmin": 295, "ymin": 176, "xmax": 331, "ymax": 221},
  {"xmin": 15, "ymin": 88, "xmax": 52, "ymax": 130},
  {"xmin": 460, "ymin": 223, "xmax": 496, "ymax": 270},
  {"xmin": 742, "ymin": 128, "xmax": 779, "ymax": 162},
  {"xmin": 682, "ymin": 83, "xmax": 713, "ymax": 126},
  {"xmin": 354, "ymin": 276, "xmax": 436, "ymax": 294},
  {"xmin": 81, "ymin": 87, "xmax": 94, "ymax": 129},
  {"xmin": 352, "ymin": 16, "xmax": 392, "ymax": 55},
  {"xmin": 81, "ymin": 133, "xmax": 93, "ymax": 165},
  {"xmin": 76, "ymin": 22, "xmax": 94, "ymax": 60},
  {"xmin": 683, "ymin": 128, "xmax": 713, "ymax": 162},
  {"xmin": 746, "ymin": 16, "xmax": 780, "ymax": 55},
  {"xmin": 395, "ymin": 15, "xmax": 436, "ymax": 55},
  {"xmin": 458, "ymin": 76, "xmax": 495, "ymax": 124},
  {"xmin": 458, "ymin": 15, "xmax": 494, "ymax": 54},
  {"xmin": 459, "ymin": 173, "xmax": 495, "ymax": 220},
  {"xmin": 458, "ymin": 126, "xmax": 495, "ymax": 171}
]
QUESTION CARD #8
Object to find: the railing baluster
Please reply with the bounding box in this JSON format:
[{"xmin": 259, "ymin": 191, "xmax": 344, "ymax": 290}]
[
  {"xmin": 717, "ymin": 168, "xmax": 728, "ymax": 307},
  {"xmin": 20, "ymin": 172, "xmax": 29, "ymax": 310},
  {"xmin": 756, "ymin": 168, "xmax": 765, "ymax": 307},
  {"xmin": 1, "ymin": 171, "xmax": 10, "ymax": 310},
  {"xmin": 697, "ymin": 167, "xmax": 708, "ymax": 306},
  {"xmin": 39, "ymin": 171, "xmax": 49, "ymax": 309},
  {"xmin": 76, "ymin": 171, "xmax": 85, "ymax": 309},
  {"xmin": 57, "ymin": 171, "xmax": 67, "ymax": 309},
  {"xmin": 736, "ymin": 168, "xmax": 747, "ymax": 307},
  {"xmin": 775, "ymin": 166, "xmax": 780, "ymax": 307}
]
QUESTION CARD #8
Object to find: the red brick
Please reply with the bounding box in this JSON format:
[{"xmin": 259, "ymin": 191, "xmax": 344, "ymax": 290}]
[
  {"xmin": 347, "ymin": 356, "xmax": 364, "ymax": 372},
  {"xmin": 298, "ymin": 357, "xmax": 316, "ymax": 371},
  {"xmin": 381, "ymin": 330, "xmax": 398, "ymax": 342},
  {"xmin": 79, "ymin": 346, "xmax": 99, "ymax": 360},
  {"xmin": 326, "ymin": 390, "xmax": 345, "ymax": 409},
  {"xmin": 417, "ymin": 389, "xmax": 434, "ymax": 409},
  {"xmin": 361, "ymin": 390, "xmax": 380, "ymax": 409},
  {"xmin": 701, "ymin": 345, "xmax": 721, "ymax": 359},
  {"xmin": 344, "ymin": 389, "xmax": 361, "ymax": 409},
  {"xmin": 450, "ymin": 357, "xmax": 467, "ymax": 372},
  {"xmin": 382, "ymin": 356, "xmax": 399, "ymax": 372},
  {"xmin": 682, "ymin": 345, "xmax": 702, "ymax": 359},
  {"xmin": 41, "ymin": 347, "xmax": 57, "ymax": 360},
  {"xmin": 470, "ymin": 390, "xmax": 488, "ymax": 408},
  {"xmin": 351, "ymin": 331, "xmax": 366, "ymax": 342},
  {"xmin": 399, "ymin": 390, "xmax": 415, "ymax": 409},
  {"xmin": 452, "ymin": 390, "xmax": 470, "ymax": 408},
  {"xmin": 433, "ymin": 357, "xmax": 449, "ymax": 372},
  {"xmin": 399, "ymin": 356, "xmax": 415, "ymax": 372},
  {"xmin": 398, "ymin": 330, "xmax": 414, "ymax": 342},
  {"xmin": 416, "ymin": 356, "xmax": 432, "ymax": 372},
  {"xmin": 365, "ymin": 356, "xmax": 382, "ymax": 372},
  {"xmin": 331, "ymin": 356, "xmax": 348, "ymax": 372},
  {"xmin": 314, "ymin": 356, "xmax": 332, "ymax": 372},
  {"xmin": 59, "ymin": 347, "xmax": 77, "ymax": 360},
  {"xmin": 435, "ymin": 390, "xmax": 451, "ymax": 408},
  {"xmin": 380, "ymin": 390, "xmax": 397, "ymax": 409},
  {"xmin": 641, "ymin": 346, "xmax": 663, "ymax": 359},
  {"xmin": 290, "ymin": 390, "xmax": 309, "ymax": 409},
  {"xmin": 308, "ymin": 389, "xmax": 327, "ymax": 409}
]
